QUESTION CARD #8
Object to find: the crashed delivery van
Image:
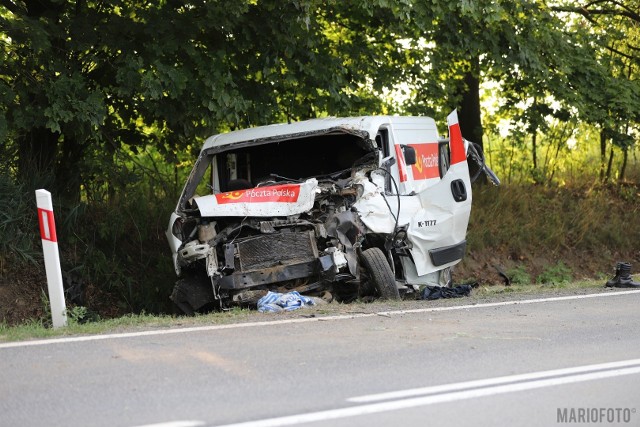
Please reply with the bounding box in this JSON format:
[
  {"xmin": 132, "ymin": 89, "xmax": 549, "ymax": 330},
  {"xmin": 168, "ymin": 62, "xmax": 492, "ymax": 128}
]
[{"xmin": 166, "ymin": 111, "xmax": 499, "ymax": 314}]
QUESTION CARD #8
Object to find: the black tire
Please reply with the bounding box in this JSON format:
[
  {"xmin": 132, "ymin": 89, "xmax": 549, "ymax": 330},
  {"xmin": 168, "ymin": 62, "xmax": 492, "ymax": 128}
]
[{"xmin": 361, "ymin": 248, "xmax": 399, "ymax": 300}]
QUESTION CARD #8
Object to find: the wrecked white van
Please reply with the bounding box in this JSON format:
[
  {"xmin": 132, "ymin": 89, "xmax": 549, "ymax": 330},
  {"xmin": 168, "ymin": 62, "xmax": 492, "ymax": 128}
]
[{"xmin": 166, "ymin": 111, "xmax": 498, "ymax": 314}]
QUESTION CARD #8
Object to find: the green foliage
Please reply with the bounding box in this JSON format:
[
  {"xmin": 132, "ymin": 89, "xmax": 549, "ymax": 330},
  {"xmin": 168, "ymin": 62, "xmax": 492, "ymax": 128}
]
[
  {"xmin": 468, "ymin": 183, "xmax": 640, "ymax": 256},
  {"xmin": 39, "ymin": 290, "xmax": 50, "ymax": 326},
  {"xmin": 2, "ymin": 0, "xmax": 639, "ymax": 194},
  {"xmin": 507, "ymin": 265, "xmax": 531, "ymax": 285},
  {"xmin": 0, "ymin": 318, "xmax": 52, "ymax": 341},
  {"xmin": 536, "ymin": 262, "xmax": 572, "ymax": 285},
  {"xmin": 2, "ymin": 0, "xmax": 410, "ymax": 200},
  {"xmin": 1, "ymin": 0, "xmax": 639, "ymax": 323},
  {"xmin": 0, "ymin": 172, "xmax": 42, "ymax": 265},
  {"xmin": 64, "ymin": 168, "xmax": 178, "ymax": 315},
  {"xmin": 66, "ymin": 305, "xmax": 98, "ymax": 325},
  {"xmin": 0, "ymin": 148, "xmax": 180, "ymax": 318}
]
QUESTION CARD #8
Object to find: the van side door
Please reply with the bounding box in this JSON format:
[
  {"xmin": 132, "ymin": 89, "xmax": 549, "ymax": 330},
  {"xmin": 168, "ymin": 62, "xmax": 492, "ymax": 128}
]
[{"xmin": 400, "ymin": 111, "xmax": 473, "ymax": 277}]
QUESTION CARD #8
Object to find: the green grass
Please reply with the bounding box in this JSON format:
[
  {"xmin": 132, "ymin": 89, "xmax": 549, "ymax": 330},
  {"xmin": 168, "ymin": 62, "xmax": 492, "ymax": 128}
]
[
  {"xmin": 468, "ymin": 184, "xmax": 640, "ymax": 254},
  {"xmin": 2, "ymin": 173, "xmax": 637, "ymax": 329},
  {"xmin": 536, "ymin": 261, "xmax": 572, "ymax": 285},
  {"xmin": 462, "ymin": 183, "xmax": 639, "ymax": 286},
  {"xmin": 474, "ymin": 279, "xmax": 604, "ymax": 296},
  {"xmin": 507, "ymin": 265, "xmax": 532, "ymax": 285},
  {"xmin": 0, "ymin": 279, "xmax": 611, "ymax": 343},
  {"xmin": 0, "ymin": 308, "xmax": 256, "ymax": 343}
]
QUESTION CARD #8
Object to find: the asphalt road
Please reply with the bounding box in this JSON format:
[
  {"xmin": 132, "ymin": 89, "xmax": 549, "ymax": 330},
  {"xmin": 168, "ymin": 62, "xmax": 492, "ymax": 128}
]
[{"xmin": 1, "ymin": 290, "xmax": 639, "ymax": 427}]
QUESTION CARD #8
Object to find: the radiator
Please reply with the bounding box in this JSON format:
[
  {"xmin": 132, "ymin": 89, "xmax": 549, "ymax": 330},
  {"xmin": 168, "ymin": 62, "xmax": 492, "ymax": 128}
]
[{"xmin": 235, "ymin": 231, "xmax": 318, "ymax": 271}]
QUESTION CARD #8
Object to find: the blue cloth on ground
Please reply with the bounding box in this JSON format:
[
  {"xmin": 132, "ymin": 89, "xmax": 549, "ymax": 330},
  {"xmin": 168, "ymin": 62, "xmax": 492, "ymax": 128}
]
[{"xmin": 257, "ymin": 291, "xmax": 315, "ymax": 313}]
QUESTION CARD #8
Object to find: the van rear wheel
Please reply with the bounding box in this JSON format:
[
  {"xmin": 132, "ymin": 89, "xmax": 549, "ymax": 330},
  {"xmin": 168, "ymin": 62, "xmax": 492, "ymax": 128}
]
[{"xmin": 361, "ymin": 248, "xmax": 399, "ymax": 300}]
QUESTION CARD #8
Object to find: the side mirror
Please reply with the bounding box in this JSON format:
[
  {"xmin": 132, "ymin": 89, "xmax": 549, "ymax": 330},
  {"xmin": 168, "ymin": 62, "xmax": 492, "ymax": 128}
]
[{"xmin": 401, "ymin": 145, "xmax": 417, "ymax": 166}]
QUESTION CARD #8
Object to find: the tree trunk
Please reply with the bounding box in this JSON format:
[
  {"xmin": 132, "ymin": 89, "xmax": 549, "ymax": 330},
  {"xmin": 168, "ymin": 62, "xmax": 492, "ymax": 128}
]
[
  {"xmin": 17, "ymin": 127, "xmax": 59, "ymax": 185},
  {"xmin": 17, "ymin": 128, "xmax": 83, "ymax": 201},
  {"xmin": 532, "ymin": 131, "xmax": 538, "ymax": 170},
  {"xmin": 599, "ymin": 128, "xmax": 607, "ymax": 180},
  {"xmin": 16, "ymin": 1, "xmax": 82, "ymax": 200},
  {"xmin": 56, "ymin": 136, "xmax": 84, "ymax": 201},
  {"xmin": 457, "ymin": 56, "xmax": 484, "ymax": 183},
  {"xmin": 458, "ymin": 60, "xmax": 483, "ymax": 146},
  {"xmin": 531, "ymin": 97, "xmax": 538, "ymax": 174},
  {"xmin": 619, "ymin": 147, "xmax": 628, "ymax": 183},
  {"xmin": 605, "ymin": 146, "xmax": 614, "ymax": 183}
]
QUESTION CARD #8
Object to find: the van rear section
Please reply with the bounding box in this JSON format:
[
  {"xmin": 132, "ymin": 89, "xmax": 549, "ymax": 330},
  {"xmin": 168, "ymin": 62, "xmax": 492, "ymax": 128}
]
[{"xmin": 166, "ymin": 112, "xmax": 498, "ymax": 314}]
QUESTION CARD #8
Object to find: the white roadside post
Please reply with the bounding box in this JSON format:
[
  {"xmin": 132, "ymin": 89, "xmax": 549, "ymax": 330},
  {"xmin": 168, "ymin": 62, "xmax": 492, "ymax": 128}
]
[{"xmin": 35, "ymin": 189, "xmax": 67, "ymax": 328}]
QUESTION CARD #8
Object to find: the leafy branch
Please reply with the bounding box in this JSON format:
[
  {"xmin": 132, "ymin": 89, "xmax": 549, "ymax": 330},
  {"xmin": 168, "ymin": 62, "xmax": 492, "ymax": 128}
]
[{"xmin": 551, "ymin": 0, "xmax": 640, "ymax": 23}]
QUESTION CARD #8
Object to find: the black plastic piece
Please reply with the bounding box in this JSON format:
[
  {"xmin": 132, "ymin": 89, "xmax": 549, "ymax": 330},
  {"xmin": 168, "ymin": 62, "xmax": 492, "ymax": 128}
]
[
  {"xmin": 451, "ymin": 179, "xmax": 467, "ymax": 202},
  {"xmin": 401, "ymin": 145, "xmax": 417, "ymax": 166},
  {"xmin": 429, "ymin": 240, "xmax": 467, "ymax": 266}
]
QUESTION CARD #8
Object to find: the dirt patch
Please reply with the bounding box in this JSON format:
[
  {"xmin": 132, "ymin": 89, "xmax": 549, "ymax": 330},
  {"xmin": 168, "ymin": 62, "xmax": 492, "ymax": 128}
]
[
  {"xmin": 453, "ymin": 247, "xmax": 640, "ymax": 286},
  {"xmin": 0, "ymin": 262, "xmax": 125, "ymax": 326},
  {"xmin": 0, "ymin": 267, "xmax": 48, "ymax": 325}
]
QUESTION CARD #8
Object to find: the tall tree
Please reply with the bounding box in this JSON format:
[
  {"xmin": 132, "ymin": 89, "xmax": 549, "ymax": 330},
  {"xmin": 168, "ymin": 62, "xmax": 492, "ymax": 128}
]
[
  {"xmin": 551, "ymin": 0, "xmax": 640, "ymax": 182},
  {"xmin": 0, "ymin": 0, "xmax": 407, "ymax": 199},
  {"xmin": 401, "ymin": 1, "xmax": 586, "ymax": 168}
]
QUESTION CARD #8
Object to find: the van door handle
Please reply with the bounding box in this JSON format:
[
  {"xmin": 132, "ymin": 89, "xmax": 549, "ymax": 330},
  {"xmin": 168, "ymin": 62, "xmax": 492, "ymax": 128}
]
[{"xmin": 451, "ymin": 179, "xmax": 467, "ymax": 202}]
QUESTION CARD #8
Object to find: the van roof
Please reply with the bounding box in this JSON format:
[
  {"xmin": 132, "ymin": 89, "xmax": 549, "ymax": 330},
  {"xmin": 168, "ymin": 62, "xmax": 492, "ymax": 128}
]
[{"xmin": 201, "ymin": 116, "xmax": 438, "ymax": 151}]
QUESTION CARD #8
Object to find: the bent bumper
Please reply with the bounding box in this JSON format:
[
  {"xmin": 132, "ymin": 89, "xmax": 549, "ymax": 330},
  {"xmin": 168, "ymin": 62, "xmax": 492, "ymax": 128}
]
[{"xmin": 218, "ymin": 255, "xmax": 336, "ymax": 290}]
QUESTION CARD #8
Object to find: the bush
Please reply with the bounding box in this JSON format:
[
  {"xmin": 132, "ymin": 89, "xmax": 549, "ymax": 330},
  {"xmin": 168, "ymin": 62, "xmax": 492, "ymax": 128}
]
[
  {"xmin": 0, "ymin": 165, "xmax": 179, "ymax": 323},
  {"xmin": 507, "ymin": 265, "xmax": 531, "ymax": 285},
  {"xmin": 536, "ymin": 261, "xmax": 572, "ymax": 285},
  {"xmin": 64, "ymin": 185, "xmax": 178, "ymax": 315},
  {"xmin": 0, "ymin": 173, "xmax": 43, "ymax": 266}
]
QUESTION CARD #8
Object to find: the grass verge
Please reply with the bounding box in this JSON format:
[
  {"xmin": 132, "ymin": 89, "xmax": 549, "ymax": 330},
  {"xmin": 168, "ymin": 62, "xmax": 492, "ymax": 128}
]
[
  {"xmin": 0, "ymin": 307, "xmax": 257, "ymax": 343},
  {"xmin": 0, "ymin": 280, "xmax": 615, "ymax": 343}
]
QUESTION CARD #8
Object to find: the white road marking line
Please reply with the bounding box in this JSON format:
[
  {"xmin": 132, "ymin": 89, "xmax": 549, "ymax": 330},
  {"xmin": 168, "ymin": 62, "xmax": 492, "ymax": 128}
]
[
  {"xmin": 348, "ymin": 358, "xmax": 640, "ymax": 402},
  {"xmin": 212, "ymin": 362, "xmax": 640, "ymax": 427},
  {"xmin": 0, "ymin": 289, "xmax": 638, "ymax": 349},
  {"xmin": 132, "ymin": 422, "xmax": 205, "ymax": 427}
]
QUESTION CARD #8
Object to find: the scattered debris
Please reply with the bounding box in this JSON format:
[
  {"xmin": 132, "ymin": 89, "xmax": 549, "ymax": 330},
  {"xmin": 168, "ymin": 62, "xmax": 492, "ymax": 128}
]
[
  {"xmin": 257, "ymin": 291, "xmax": 316, "ymax": 313},
  {"xmin": 494, "ymin": 265, "xmax": 511, "ymax": 286},
  {"xmin": 420, "ymin": 282, "xmax": 478, "ymax": 300}
]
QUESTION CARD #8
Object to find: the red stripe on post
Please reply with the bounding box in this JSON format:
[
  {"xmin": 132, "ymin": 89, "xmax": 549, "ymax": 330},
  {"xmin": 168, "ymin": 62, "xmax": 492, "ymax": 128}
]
[{"xmin": 38, "ymin": 208, "xmax": 57, "ymax": 242}]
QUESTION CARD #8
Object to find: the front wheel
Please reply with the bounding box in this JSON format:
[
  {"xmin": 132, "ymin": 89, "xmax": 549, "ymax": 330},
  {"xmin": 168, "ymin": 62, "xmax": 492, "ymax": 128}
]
[
  {"xmin": 361, "ymin": 248, "xmax": 399, "ymax": 300},
  {"xmin": 170, "ymin": 273, "xmax": 216, "ymax": 315}
]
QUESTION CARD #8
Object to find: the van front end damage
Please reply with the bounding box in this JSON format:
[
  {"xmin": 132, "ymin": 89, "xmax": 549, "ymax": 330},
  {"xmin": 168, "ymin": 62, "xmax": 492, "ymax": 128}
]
[
  {"xmin": 167, "ymin": 174, "xmax": 381, "ymax": 314},
  {"xmin": 166, "ymin": 113, "xmax": 498, "ymax": 314}
]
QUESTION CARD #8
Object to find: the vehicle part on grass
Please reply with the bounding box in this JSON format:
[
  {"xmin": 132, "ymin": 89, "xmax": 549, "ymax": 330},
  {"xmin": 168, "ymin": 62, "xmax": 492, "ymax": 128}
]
[
  {"xmin": 166, "ymin": 110, "xmax": 499, "ymax": 314},
  {"xmin": 605, "ymin": 262, "xmax": 640, "ymax": 288},
  {"xmin": 494, "ymin": 265, "xmax": 511, "ymax": 286}
]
